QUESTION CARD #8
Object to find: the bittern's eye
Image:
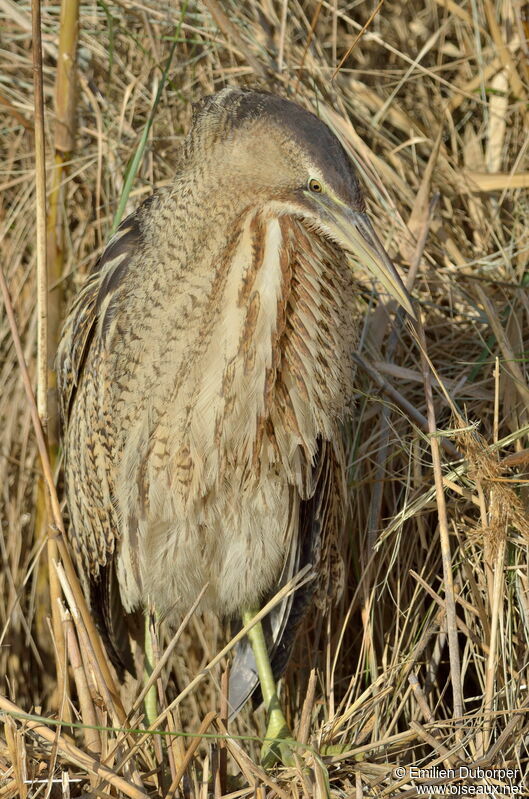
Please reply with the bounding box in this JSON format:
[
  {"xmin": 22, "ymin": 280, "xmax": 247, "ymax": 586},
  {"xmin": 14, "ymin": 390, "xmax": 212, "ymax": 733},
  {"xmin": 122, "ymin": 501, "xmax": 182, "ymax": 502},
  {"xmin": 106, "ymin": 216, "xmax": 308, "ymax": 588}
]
[{"xmin": 308, "ymin": 178, "xmax": 323, "ymax": 193}]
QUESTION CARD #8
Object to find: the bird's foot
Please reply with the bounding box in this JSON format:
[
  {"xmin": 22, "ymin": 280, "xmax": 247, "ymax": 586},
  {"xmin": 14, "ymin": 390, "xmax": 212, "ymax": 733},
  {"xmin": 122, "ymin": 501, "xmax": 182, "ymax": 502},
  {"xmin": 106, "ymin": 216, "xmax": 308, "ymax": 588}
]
[{"xmin": 260, "ymin": 704, "xmax": 297, "ymax": 769}]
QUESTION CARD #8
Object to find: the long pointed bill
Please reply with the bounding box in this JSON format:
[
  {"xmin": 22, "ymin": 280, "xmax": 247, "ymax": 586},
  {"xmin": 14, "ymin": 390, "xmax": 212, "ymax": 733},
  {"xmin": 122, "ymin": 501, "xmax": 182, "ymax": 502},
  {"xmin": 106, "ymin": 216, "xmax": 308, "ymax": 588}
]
[{"xmin": 322, "ymin": 203, "xmax": 415, "ymax": 318}]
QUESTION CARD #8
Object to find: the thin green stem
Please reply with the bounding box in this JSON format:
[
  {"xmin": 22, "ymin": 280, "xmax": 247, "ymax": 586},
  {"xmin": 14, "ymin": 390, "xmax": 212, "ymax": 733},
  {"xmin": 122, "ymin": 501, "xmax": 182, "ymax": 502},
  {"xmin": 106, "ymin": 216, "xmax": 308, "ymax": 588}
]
[
  {"xmin": 143, "ymin": 612, "xmax": 157, "ymax": 727},
  {"xmin": 111, "ymin": 0, "xmax": 189, "ymax": 233}
]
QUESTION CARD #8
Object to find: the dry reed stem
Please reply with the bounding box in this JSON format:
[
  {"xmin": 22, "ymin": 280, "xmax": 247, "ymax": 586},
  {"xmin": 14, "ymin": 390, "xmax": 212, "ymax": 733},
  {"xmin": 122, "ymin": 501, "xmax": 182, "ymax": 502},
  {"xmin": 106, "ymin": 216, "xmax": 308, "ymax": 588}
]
[
  {"xmin": 214, "ymin": 719, "xmax": 291, "ymax": 799},
  {"xmin": 53, "ymin": 562, "xmax": 126, "ymax": 730},
  {"xmin": 3, "ymin": 718, "xmax": 26, "ymax": 799},
  {"xmin": 31, "ymin": 0, "xmax": 68, "ymax": 721},
  {"xmin": 482, "ymin": 537, "xmax": 507, "ymax": 754},
  {"xmin": 297, "ymin": 669, "xmax": 317, "ymax": 746},
  {"xmin": 202, "ymin": 0, "xmax": 267, "ymax": 80},
  {"xmin": 30, "ymin": 0, "xmax": 47, "ymax": 425},
  {"xmin": 415, "ymin": 320, "xmax": 463, "ymax": 724},
  {"xmin": 352, "ymin": 352, "xmax": 461, "ymax": 460},
  {"xmin": 61, "ymin": 606, "xmax": 102, "ymax": 757},
  {"xmin": 46, "ymin": 0, "xmax": 80, "ymax": 448},
  {"xmin": 165, "ymin": 711, "xmax": 216, "ymax": 798}
]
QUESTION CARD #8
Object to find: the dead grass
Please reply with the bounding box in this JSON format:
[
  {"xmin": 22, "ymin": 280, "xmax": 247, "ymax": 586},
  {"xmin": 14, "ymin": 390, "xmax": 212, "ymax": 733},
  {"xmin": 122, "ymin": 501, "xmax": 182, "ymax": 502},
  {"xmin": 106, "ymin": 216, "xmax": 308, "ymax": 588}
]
[{"xmin": 1, "ymin": 0, "xmax": 529, "ymax": 796}]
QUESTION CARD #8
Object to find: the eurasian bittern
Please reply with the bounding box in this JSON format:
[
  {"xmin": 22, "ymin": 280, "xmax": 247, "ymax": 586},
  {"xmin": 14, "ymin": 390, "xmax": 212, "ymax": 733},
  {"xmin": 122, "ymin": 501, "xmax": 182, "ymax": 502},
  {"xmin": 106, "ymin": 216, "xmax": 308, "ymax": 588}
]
[{"xmin": 58, "ymin": 88, "xmax": 412, "ymax": 762}]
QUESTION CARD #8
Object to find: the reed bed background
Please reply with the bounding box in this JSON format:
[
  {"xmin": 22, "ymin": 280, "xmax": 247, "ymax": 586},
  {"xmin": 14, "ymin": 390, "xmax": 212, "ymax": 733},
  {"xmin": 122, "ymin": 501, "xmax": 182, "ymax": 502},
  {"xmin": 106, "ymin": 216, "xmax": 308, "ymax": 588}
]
[{"xmin": 1, "ymin": 0, "xmax": 529, "ymax": 796}]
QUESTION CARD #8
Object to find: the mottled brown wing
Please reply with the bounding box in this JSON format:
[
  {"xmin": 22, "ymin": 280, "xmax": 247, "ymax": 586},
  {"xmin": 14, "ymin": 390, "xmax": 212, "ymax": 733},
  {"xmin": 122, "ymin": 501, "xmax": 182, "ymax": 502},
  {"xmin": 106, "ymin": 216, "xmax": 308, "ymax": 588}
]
[
  {"xmin": 57, "ymin": 210, "xmax": 149, "ymax": 676},
  {"xmin": 57, "ymin": 268, "xmax": 100, "ymax": 426},
  {"xmin": 57, "ymin": 210, "xmax": 147, "ymax": 424},
  {"xmin": 270, "ymin": 436, "xmax": 346, "ymax": 676},
  {"xmin": 228, "ymin": 436, "xmax": 346, "ymax": 717},
  {"xmin": 311, "ymin": 437, "xmax": 347, "ymax": 610}
]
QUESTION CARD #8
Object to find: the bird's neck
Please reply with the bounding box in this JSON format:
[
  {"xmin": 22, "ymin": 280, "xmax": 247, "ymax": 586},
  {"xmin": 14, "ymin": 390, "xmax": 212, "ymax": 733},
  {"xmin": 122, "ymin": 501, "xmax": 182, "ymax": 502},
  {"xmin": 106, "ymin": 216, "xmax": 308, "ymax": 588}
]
[
  {"xmin": 184, "ymin": 207, "xmax": 289, "ymax": 452},
  {"xmin": 175, "ymin": 206, "xmax": 356, "ymax": 497}
]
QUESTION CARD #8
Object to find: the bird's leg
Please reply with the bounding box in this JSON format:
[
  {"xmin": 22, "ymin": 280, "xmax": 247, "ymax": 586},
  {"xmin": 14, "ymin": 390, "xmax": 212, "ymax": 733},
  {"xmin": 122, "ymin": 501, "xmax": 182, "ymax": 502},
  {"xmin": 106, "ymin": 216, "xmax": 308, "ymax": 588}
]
[
  {"xmin": 242, "ymin": 609, "xmax": 295, "ymax": 767},
  {"xmin": 144, "ymin": 609, "xmax": 158, "ymax": 726}
]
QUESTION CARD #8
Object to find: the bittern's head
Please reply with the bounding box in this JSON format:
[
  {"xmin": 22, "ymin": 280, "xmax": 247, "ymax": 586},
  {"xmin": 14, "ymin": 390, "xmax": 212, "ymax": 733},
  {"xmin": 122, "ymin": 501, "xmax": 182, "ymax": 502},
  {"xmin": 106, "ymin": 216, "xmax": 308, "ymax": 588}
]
[{"xmin": 186, "ymin": 88, "xmax": 413, "ymax": 315}]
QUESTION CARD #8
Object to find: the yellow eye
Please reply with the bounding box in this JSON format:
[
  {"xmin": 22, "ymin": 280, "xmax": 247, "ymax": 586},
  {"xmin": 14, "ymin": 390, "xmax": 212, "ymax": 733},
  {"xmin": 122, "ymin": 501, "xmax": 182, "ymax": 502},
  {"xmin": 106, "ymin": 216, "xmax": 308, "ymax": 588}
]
[{"xmin": 308, "ymin": 178, "xmax": 323, "ymax": 193}]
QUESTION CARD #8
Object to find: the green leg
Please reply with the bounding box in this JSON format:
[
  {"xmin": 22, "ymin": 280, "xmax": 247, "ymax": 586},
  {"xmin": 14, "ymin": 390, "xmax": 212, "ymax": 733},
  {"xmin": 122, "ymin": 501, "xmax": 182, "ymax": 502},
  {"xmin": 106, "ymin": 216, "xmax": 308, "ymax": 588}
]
[
  {"xmin": 242, "ymin": 609, "xmax": 295, "ymax": 767},
  {"xmin": 144, "ymin": 610, "xmax": 157, "ymax": 727}
]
